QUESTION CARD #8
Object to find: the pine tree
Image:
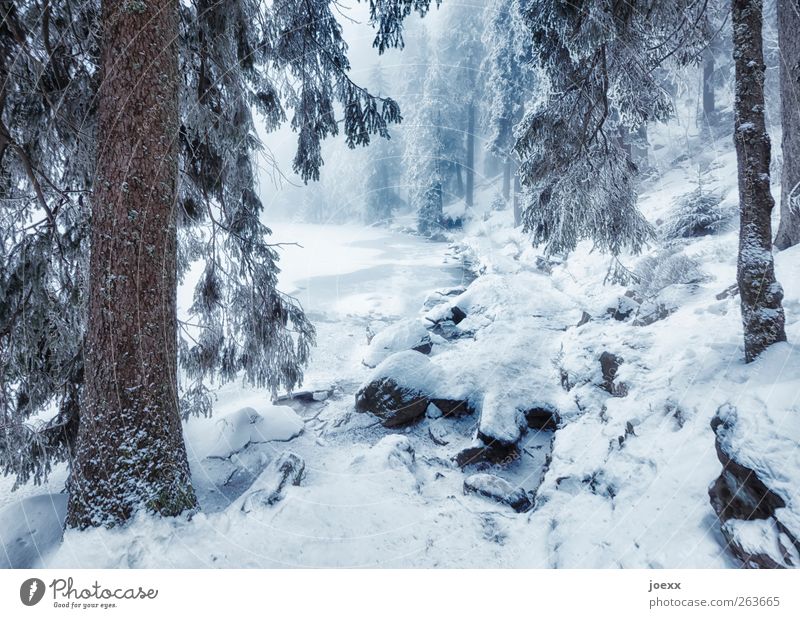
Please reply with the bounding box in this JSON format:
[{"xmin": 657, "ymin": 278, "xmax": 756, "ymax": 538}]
[
  {"xmin": 405, "ymin": 59, "xmax": 448, "ymax": 235},
  {"xmin": 483, "ymin": 0, "xmax": 534, "ymax": 223},
  {"xmin": 1, "ymin": 0, "xmax": 433, "ymax": 526},
  {"xmin": 732, "ymin": 0, "xmax": 787, "ymax": 361},
  {"xmin": 364, "ymin": 66, "xmax": 403, "ymax": 225},
  {"xmin": 514, "ymin": 0, "xmax": 711, "ymax": 256},
  {"xmin": 437, "ymin": 2, "xmax": 484, "ymax": 210},
  {"xmin": 774, "ymin": 0, "xmax": 800, "ymax": 249}
]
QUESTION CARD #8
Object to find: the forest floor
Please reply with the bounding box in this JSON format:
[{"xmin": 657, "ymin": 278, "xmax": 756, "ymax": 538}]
[{"xmin": 2, "ymin": 116, "xmax": 799, "ymax": 568}]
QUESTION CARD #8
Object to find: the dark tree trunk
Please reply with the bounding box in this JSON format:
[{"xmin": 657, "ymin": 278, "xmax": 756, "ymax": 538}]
[
  {"xmin": 502, "ymin": 157, "xmax": 511, "ymax": 201},
  {"xmin": 465, "ymin": 103, "xmax": 475, "ymax": 209},
  {"xmin": 703, "ymin": 50, "xmax": 716, "ymax": 118},
  {"xmin": 774, "ymin": 0, "xmax": 800, "ymax": 249},
  {"xmin": 66, "ymin": 0, "xmax": 197, "ymax": 528},
  {"xmin": 732, "ymin": 0, "xmax": 787, "ymax": 363}
]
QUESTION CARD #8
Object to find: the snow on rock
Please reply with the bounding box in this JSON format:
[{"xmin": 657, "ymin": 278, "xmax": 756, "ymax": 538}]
[
  {"xmin": 199, "ymin": 405, "xmax": 304, "ymax": 459},
  {"xmin": 720, "ymin": 518, "xmax": 800, "ymax": 569},
  {"xmin": 363, "ymin": 318, "xmax": 432, "ymax": 368},
  {"xmin": 463, "ymin": 473, "xmax": 532, "ymax": 513},
  {"xmin": 0, "ymin": 494, "xmax": 67, "ymax": 568},
  {"xmin": 707, "ymin": 344, "xmax": 800, "ymax": 567},
  {"xmin": 239, "ymin": 452, "xmax": 306, "ymax": 513},
  {"xmin": 355, "ymin": 350, "xmax": 471, "ymax": 427}
]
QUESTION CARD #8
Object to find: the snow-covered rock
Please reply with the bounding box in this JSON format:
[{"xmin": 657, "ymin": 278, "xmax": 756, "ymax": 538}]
[
  {"xmin": 201, "ymin": 405, "xmax": 304, "ymax": 459},
  {"xmin": 355, "ymin": 350, "xmax": 471, "ymax": 427},
  {"xmin": 363, "ymin": 318, "xmax": 432, "ymax": 368},
  {"xmin": 240, "ymin": 452, "xmax": 306, "ymax": 512},
  {"xmin": 463, "ymin": 473, "xmax": 532, "ymax": 512}
]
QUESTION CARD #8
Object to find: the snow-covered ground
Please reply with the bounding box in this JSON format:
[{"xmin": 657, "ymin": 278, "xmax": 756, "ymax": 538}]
[{"xmin": 2, "ymin": 116, "xmax": 799, "ymax": 569}]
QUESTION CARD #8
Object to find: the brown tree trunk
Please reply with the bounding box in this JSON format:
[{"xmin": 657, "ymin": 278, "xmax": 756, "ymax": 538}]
[
  {"xmin": 465, "ymin": 102, "xmax": 475, "ymax": 209},
  {"xmin": 774, "ymin": 0, "xmax": 800, "ymax": 249},
  {"xmin": 66, "ymin": 0, "xmax": 197, "ymax": 528},
  {"xmin": 732, "ymin": 0, "xmax": 787, "ymax": 363}
]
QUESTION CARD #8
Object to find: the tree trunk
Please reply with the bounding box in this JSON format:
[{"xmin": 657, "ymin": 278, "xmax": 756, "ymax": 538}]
[
  {"xmin": 774, "ymin": 0, "xmax": 800, "ymax": 249},
  {"xmin": 732, "ymin": 0, "xmax": 787, "ymax": 363},
  {"xmin": 703, "ymin": 49, "xmax": 716, "ymax": 118},
  {"xmin": 502, "ymin": 157, "xmax": 511, "ymax": 201},
  {"xmin": 512, "ymin": 170, "xmax": 521, "ymax": 228},
  {"xmin": 465, "ymin": 103, "xmax": 475, "ymax": 209},
  {"xmin": 66, "ymin": 0, "xmax": 197, "ymax": 528}
]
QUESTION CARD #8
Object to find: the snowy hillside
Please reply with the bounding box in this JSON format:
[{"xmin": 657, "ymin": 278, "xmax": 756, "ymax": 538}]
[{"xmin": 2, "ymin": 107, "xmax": 797, "ymax": 569}]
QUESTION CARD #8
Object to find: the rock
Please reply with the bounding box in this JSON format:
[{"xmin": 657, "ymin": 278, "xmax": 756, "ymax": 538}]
[
  {"xmin": 355, "ymin": 377, "xmax": 428, "ymax": 427},
  {"xmin": 599, "ymin": 351, "xmax": 627, "ymax": 397},
  {"xmin": 450, "ymin": 305, "xmax": 467, "ymax": 324},
  {"xmin": 708, "ymin": 405, "xmax": 800, "ymax": 568},
  {"xmin": 463, "ymin": 473, "xmax": 532, "ymax": 512},
  {"xmin": 355, "ymin": 351, "xmax": 435, "ymax": 427},
  {"xmin": 428, "ymin": 423, "xmax": 450, "ymax": 446},
  {"xmin": 363, "ymin": 319, "xmax": 433, "ymax": 368},
  {"xmin": 577, "ymin": 311, "xmax": 591, "ymax": 327},
  {"xmin": 524, "ymin": 406, "xmax": 561, "ymax": 431},
  {"xmin": 241, "ymin": 452, "xmax": 305, "ymax": 512},
  {"xmin": 455, "ymin": 437, "xmax": 519, "ymax": 468},
  {"xmin": 430, "ymin": 398, "xmax": 473, "ymax": 417},
  {"xmin": 632, "ymin": 303, "xmax": 675, "ymax": 326},
  {"xmin": 606, "ymin": 294, "xmax": 639, "ymax": 321},
  {"xmin": 204, "ymin": 405, "xmax": 304, "ymax": 459}
]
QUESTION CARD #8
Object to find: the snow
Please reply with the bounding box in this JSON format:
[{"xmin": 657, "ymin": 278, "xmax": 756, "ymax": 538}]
[
  {"xmin": 4, "ymin": 105, "xmax": 800, "ymax": 569},
  {"xmin": 363, "ymin": 318, "xmax": 431, "ymax": 368},
  {"xmin": 0, "ymin": 494, "xmax": 67, "ymax": 568},
  {"xmin": 189, "ymin": 405, "xmax": 305, "ymax": 460}
]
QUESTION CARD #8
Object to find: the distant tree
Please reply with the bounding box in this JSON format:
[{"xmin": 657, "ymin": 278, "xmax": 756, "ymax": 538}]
[
  {"xmin": 483, "ymin": 0, "xmax": 534, "ymax": 224},
  {"xmin": 364, "ymin": 66, "xmax": 404, "ymax": 225},
  {"xmin": 437, "ymin": 2, "xmax": 484, "ymax": 210},
  {"xmin": 405, "ymin": 59, "xmax": 448, "ymax": 235},
  {"xmin": 731, "ymin": 0, "xmax": 787, "ymax": 361},
  {"xmin": 774, "ymin": 0, "xmax": 800, "ymax": 249}
]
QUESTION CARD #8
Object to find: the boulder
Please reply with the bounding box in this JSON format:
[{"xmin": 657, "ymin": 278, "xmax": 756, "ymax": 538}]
[
  {"xmin": 355, "ymin": 351, "xmax": 470, "ymax": 427},
  {"xmin": 599, "ymin": 351, "xmax": 627, "ymax": 397},
  {"xmin": 524, "ymin": 406, "xmax": 561, "ymax": 431},
  {"xmin": 355, "ymin": 351, "xmax": 435, "ymax": 427},
  {"xmin": 363, "ymin": 319, "xmax": 433, "ymax": 368},
  {"xmin": 241, "ymin": 452, "xmax": 305, "ymax": 512},
  {"xmin": 463, "ymin": 473, "xmax": 532, "ymax": 512},
  {"xmin": 708, "ymin": 405, "xmax": 800, "ymax": 568}
]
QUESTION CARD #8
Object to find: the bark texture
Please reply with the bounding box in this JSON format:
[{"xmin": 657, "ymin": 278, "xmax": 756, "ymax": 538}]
[
  {"xmin": 732, "ymin": 0, "xmax": 787, "ymax": 363},
  {"xmin": 66, "ymin": 0, "xmax": 197, "ymax": 528},
  {"xmin": 774, "ymin": 0, "xmax": 800, "ymax": 249}
]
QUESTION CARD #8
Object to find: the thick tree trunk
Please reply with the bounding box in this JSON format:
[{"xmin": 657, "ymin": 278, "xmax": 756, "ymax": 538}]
[
  {"xmin": 703, "ymin": 50, "xmax": 716, "ymax": 118},
  {"xmin": 465, "ymin": 103, "xmax": 475, "ymax": 209},
  {"xmin": 774, "ymin": 0, "xmax": 800, "ymax": 249},
  {"xmin": 66, "ymin": 0, "xmax": 197, "ymax": 528},
  {"xmin": 732, "ymin": 0, "xmax": 787, "ymax": 363},
  {"xmin": 502, "ymin": 157, "xmax": 511, "ymax": 201}
]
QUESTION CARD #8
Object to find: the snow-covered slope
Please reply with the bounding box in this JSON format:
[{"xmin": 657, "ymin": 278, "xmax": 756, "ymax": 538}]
[{"xmin": 2, "ymin": 117, "xmax": 799, "ymax": 569}]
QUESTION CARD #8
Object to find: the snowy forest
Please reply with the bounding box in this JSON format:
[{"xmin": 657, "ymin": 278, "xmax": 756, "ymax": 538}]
[{"xmin": 1, "ymin": 0, "xmax": 799, "ymax": 569}]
